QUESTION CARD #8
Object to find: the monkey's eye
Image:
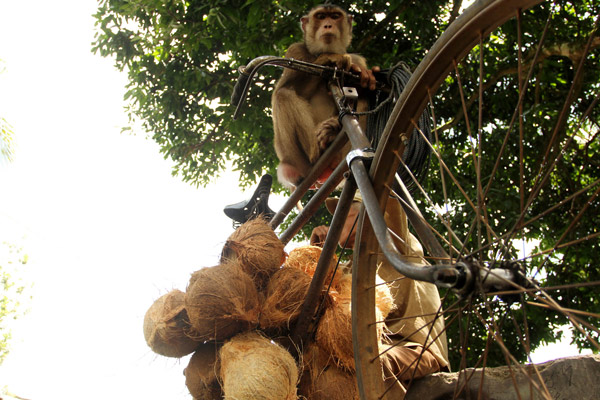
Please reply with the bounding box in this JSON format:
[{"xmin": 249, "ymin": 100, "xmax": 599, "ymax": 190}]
[
  {"xmin": 315, "ymin": 12, "xmax": 327, "ymax": 20},
  {"xmin": 330, "ymin": 12, "xmax": 342, "ymax": 19}
]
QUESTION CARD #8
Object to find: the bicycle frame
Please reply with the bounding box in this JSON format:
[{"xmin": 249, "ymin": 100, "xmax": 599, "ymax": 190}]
[{"xmin": 232, "ymin": 56, "xmax": 527, "ymax": 346}]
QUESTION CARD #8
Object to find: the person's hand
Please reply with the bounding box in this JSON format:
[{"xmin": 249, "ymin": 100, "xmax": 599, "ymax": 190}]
[{"xmin": 310, "ymin": 225, "xmax": 329, "ymax": 247}]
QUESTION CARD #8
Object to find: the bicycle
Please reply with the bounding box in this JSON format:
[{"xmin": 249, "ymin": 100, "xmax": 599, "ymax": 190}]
[{"xmin": 229, "ymin": 0, "xmax": 600, "ymax": 398}]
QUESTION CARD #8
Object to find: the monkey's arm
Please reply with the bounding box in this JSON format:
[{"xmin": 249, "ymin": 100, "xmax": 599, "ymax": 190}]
[{"xmin": 274, "ymin": 43, "xmax": 321, "ymax": 95}]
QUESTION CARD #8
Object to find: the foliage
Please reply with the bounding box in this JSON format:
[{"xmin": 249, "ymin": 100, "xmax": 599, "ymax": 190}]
[
  {"xmin": 420, "ymin": 0, "xmax": 600, "ymax": 367},
  {"xmin": 93, "ymin": 0, "xmax": 600, "ymax": 369},
  {"xmin": 92, "ymin": 0, "xmax": 454, "ymax": 188},
  {"xmin": 0, "ymin": 117, "xmax": 14, "ymax": 163},
  {"xmin": 0, "ymin": 59, "xmax": 15, "ymax": 163},
  {"xmin": 0, "ymin": 243, "xmax": 30, "ymax": 365}
]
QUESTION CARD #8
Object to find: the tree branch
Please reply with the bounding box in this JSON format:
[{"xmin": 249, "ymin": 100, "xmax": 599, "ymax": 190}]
[
  {"xmin": 437, "ymin": 37, "xmax": 600, "ymax": 133},
  {"xmin": 355, "ymin": 4, "xmax": 409, "ymax": 53},
  {"xmin": 448, "ymin": 0, "xmax": 463, "ymax": 26}
]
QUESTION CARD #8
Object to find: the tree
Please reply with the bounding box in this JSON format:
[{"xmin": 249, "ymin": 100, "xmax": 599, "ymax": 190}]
[
  {"xmin": 0, "ymin": 117, "xmax": 14, "ymax": 164},
  {"xmin": 92, "ymin": 0, "xmax": 600, "ymax": 368},
  {"xmin": 0, "ymin": 59, "xmax": 26, "ymax": 366},
  {"xmin": 1, "ymin": 59, "xmax": 15, "ymax": 164},
  {"xmin": 0, "ymin": 244, "xmax": 29, "ymax": 365},
  {"xmin": 92, "ymin": 0, "xmax": 453, "ymax": 187}
]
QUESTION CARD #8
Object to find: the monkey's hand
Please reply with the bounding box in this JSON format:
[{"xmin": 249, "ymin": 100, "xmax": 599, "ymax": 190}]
[
  {"xmin": 316, "ymin": 117, "xmax": 342, "ymax": 150},
  {"xmin": 314, "ymin": 53, "xmax": 353, "ymax": 71},
  {"xmin": 350, "ymin": 65, "xmax": 380, "ymax": 91},
  {"xmin": 310, "ymin": 225, "xmax": 329, "ymax": 247}
]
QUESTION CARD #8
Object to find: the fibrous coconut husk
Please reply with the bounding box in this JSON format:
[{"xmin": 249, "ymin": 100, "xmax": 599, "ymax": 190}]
[
  {"xmin": 143, "ymin": 289, "xmax": 199, "ymax": 358},
  {"xmin": 259, "ymin": 267, "xmax": 312, "ymax": 331},
  {"xmin": 297, "ymin": 343, "xmax": 331, "ymax": 397},
  {"xmin": 221, "ymin": 217, "xmax": 285, "ymax": 288},
  {"xmin": 285, "ymin": 245, "xmax": 340, "ymax": 289},
  {"xmin": 318, "ymin": 274, "xmax": 392, "ymax": 371},
  {"xmin": 219, "ymin": 331, "xmax": 299, "ymax": 400},
  {"xmin": 185, "ymin": 262, "xmax": 260, "ymax": 341},
  {"xmin": 298, "ymin": 344, "xmax": 359, "ymax": 400},
  {"xmin": 336, "ymin": 273, "xmax": 395, "ymax": 319},
  {"xmin": 315, "ymin": 291, "xmax": 355, "ymax": 372},
  {"xmin": 189, "ymin": 381, "xmax": 222, "ymax": 400},
  {"xmin": 311, "ymin": 363, "xmax": 359, "ymax": 400},
  {"xmin": 184, "ymin": 343, "xmax": 223, "ymax": 400}
]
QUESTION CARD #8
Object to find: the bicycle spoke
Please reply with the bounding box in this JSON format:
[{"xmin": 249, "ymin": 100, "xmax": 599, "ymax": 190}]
[{"xmin": 352, "ymin": 2, "xmax": 600, "ymax": 399}]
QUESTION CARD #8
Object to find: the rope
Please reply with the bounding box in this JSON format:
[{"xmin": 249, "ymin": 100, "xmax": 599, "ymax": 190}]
[{"xmin": 364, "ymin": 62, "xmax": 432, "ymax": 193}]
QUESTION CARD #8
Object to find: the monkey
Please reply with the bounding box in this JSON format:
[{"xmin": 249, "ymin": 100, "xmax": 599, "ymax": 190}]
[{"xmin": 271, "ymin": 4, "xmax": 378, "ymax": 188}]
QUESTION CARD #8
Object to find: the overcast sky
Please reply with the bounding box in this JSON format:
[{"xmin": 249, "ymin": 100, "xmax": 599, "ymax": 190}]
[
  {"xmin": 0, "ymin": 1, "xmax": 289, "ymax": 398},
  {"xmin": 0, "ymin": 1, "xmax": 589, "ymax": 399}
]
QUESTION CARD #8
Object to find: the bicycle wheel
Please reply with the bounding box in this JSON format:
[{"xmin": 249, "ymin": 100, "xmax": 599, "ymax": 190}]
[{"xmin": 353, "ymin": 0, "xmax": 600, "ymax": 398}]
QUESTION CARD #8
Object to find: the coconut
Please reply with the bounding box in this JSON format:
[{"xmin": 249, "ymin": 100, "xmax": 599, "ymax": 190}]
[
  {"xmin": 315, "ymin": 291, "xmax": 355, "ymax": 371},
  {"xmin": 188, "ymin": 381, "xmax": 221, "ymax": 400},
  {"xmin": 184, "ymin": 343, "xmax": 222, "ymax": 400},
  {"xmin": 336, "ymin": 273, "xmax": 395, "ymax": 319},
  {"xmin": 143, "ymin": 289, "xmax": 199, "ymax": 358},
  {"xmin": 298, "ymin": 344, "xmax": 359, "ymax": 400},
  {"xmin": 297, "ymin": 343, "xmax": 330, "ymax": 397},
  {"xmin": 259, "ymin": 267, "xmax": 312, "ymax": 331},
  {"xmin": 311, "ymin": 363, "xmax": 359, "ymax": 400},
  {"xmin": 317, "ymin": 273, "xmax": 392, "ymax": 371},
  {"xmin": 221, "ymin": 217, "xmax": 285, "ymax": 288},
  {"xmin": 285, "ymin": 245, "xmax": 340, "ymax": 288},
  {"xmin": 219, "ymin": 331, "xmax": 299, "ymax": 400},
  {"xmin": 374, "ymin": 276, "xmax": 395, "ymax": 320},
  {"xmin": 185, "ymin": 262, "xmax": 260, "ymax": 341}
]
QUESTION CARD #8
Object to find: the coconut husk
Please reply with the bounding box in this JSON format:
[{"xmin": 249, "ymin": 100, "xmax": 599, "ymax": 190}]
[
  {"xmin": 219, "ymin": 331, "xmax": 299, "ymax": 400},
  {"xmin": 143, "ymin": 289, "xmax": 199, "ymax": 358},
  {"xmin": 311, "ymin": 363, "xmax": 359, "ymax": 400},
  {"xmin": 285, "ymin": 245, "xmax": 340, "ymax": 289},
  {"xmin": 259, "ymin": 267, "xmax": 312, "ymax": 331},
  {"xmin": 221, "ymin": 217, "xmax": 285, "ymax": 288},
  {"xmin": 315, "ymin": 291, "xmax": 355, "ymax": 372},
  {"xmin": 297, "ymin": 343, "xmax": 331, "ymax": 397},
  {"xmin": 184, "ymin": 343, "xmax": 222, "ymax": 400},
  {"xmin": 317, "ymin": 273, "xmax": 392, "ymax": 372},
  {"xmin": 189, "ymin": 381, "xmax": 222, "ymax": 400},
  {"xmin": 336, "ymin": 273, "xmax": 395, "ymax": 319},
  {"xmin": 298, "ymin": 344, "xmax": 358, "ymax": 400},
  {"xmin": 185, "ymin": 262, "xmax": 260, "ymax": 341}
]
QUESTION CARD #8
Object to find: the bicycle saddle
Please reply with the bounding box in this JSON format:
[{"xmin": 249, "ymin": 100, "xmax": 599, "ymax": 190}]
[{"xmin": 223, "ymin": 174, "xmax": 276, "ymax": 224}]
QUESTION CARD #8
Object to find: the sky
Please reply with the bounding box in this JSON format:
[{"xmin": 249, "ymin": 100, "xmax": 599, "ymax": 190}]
[
  {"xmin": 0, "ymin": 1, "xmax": 590, "ymax": 399},
  {"xmin": 0, "ymin": 1, "xmax": 285, "ymax": 398}
]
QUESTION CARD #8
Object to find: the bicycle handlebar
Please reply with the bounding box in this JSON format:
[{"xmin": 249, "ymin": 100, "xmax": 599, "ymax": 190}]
[{"xmin": 231, "ymin": 55, "xmax": 387, "ymax": 119}]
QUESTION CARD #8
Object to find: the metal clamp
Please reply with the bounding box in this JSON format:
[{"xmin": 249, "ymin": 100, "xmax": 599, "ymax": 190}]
[
  {"xmin": 346, "ymin": 148, "xmax": 376, "ymax": 167},
  {"xmin": 342, "ymin": 86, "xmax": 359, "ymax": 101}
]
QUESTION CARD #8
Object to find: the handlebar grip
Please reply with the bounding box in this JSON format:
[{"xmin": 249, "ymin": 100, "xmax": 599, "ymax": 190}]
[{"xmin": 231, "ymin": 67, "xmax": 251, "ymax": 107}]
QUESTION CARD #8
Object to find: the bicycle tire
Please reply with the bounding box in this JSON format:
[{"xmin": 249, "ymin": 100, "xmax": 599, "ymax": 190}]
[{"xmin": 352, "ymin": 0, "xmax": 600, "ymax": 398}]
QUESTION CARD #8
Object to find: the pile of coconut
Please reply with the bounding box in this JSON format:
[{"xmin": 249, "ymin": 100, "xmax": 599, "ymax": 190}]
[{"xmin": 142, "ymin": 217, "xmax": 394, "ymax": 399}]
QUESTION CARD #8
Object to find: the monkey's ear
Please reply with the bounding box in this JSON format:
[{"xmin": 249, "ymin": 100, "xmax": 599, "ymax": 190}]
[{"xmin": 301, "ymin": 16, "xmax": 309, "ymax": 33}]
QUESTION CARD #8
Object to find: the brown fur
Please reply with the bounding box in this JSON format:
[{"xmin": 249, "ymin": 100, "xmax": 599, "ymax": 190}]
[{"xmin": 271, "ymin": 5, "xmax": 373, "ymax": 188}]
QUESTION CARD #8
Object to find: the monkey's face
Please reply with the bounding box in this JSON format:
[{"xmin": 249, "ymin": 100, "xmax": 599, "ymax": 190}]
[
  {"xmin": 314, "ymin": 10, "xmax": 344, "ymax": 43},
  {"xmin": 302, "ymin": 6, "xmax": 352, "ymax": 55}
]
